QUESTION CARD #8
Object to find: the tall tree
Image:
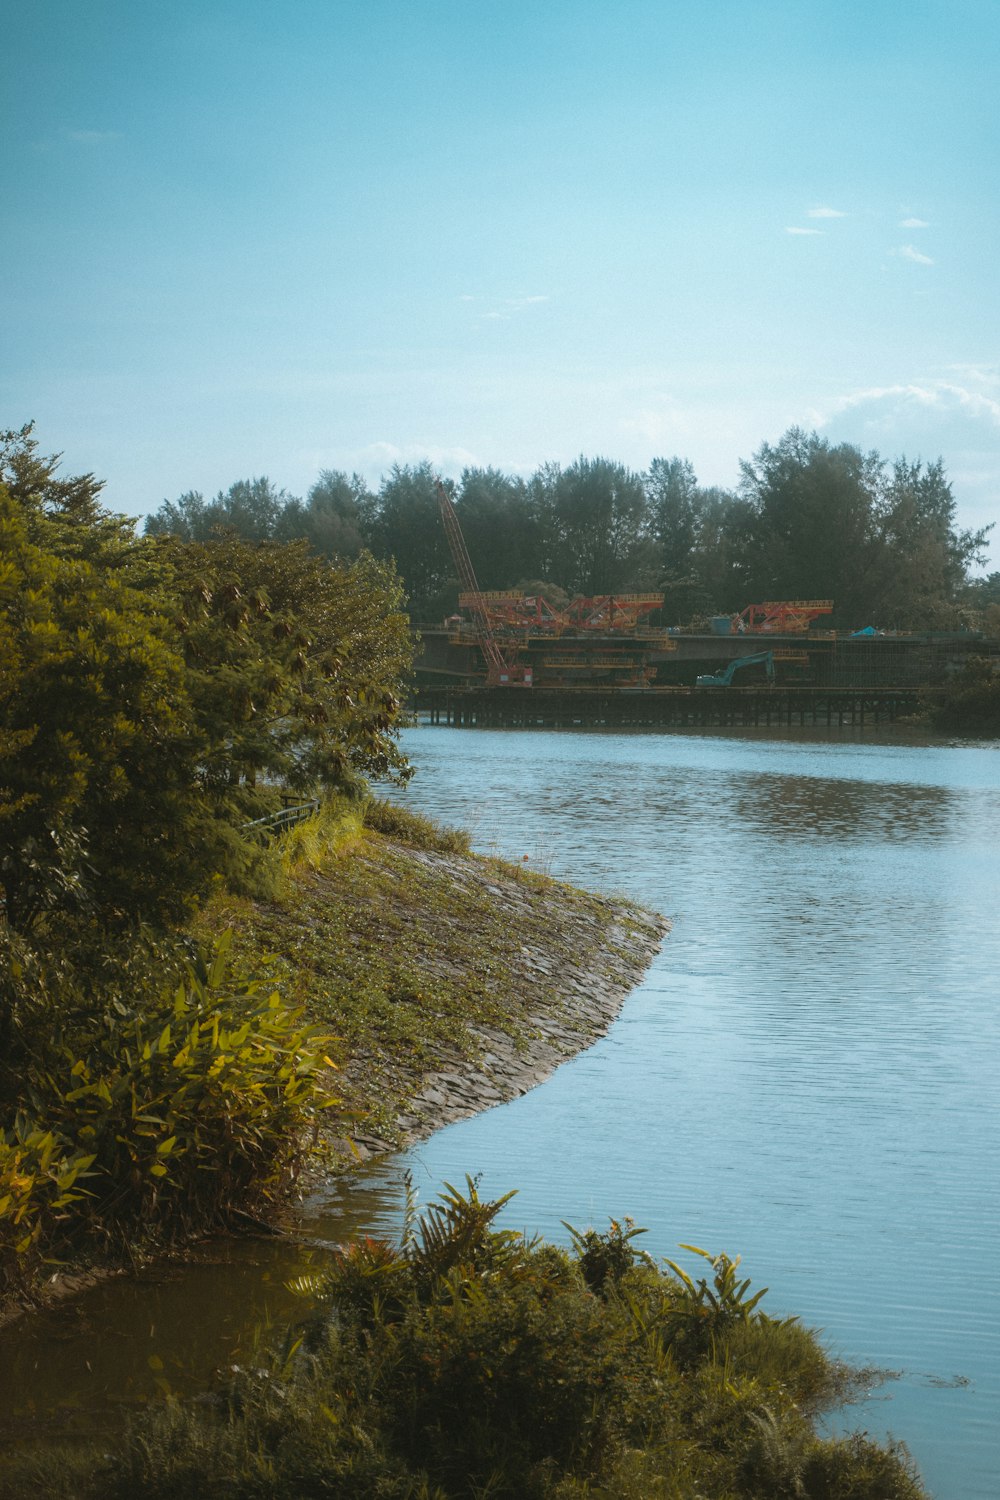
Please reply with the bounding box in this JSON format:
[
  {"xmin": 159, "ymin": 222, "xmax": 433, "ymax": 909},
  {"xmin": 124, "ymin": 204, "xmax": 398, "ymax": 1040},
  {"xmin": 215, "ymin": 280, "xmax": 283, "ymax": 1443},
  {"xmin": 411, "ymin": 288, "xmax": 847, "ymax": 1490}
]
[
  {"xmin": 645, "ymin": 456, "xmax": 702, "ymax": 577},
  {"xmin": 548, "ymin": 457, "xmax": 654, "ymax": 596},
  {"xmin": 738, "ymin": 429, "xmax": 882, "ymax": 625},
  {"xmin": 145, "ymin": 477, "xmax": 292, "ymax": 543},
  {"xmin": 455, "ymin": 468, "xmax": 540, "ymax": 590},
  {"xmin": 274, "ymin": 470, "xmax": 370, "ymax": 559},
  {"xmin": 366, "ymin": 463, "xmax": 454, "ymax": 618},
  {"xmin": 688, "ymin": 487, "xmax": 755, "ymax": 614},
  {"xmin": 875, "ymin": 458, "xmax": 992, "ymax": 627}
]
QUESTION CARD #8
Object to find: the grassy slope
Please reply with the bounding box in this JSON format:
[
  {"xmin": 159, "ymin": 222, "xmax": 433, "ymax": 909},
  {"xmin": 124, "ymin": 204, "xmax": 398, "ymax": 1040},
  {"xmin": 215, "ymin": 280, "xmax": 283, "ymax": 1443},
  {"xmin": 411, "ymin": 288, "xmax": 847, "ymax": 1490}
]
[{"xmin": 199, "ymin": 802, "xmax": 664, "ymax": 1155}]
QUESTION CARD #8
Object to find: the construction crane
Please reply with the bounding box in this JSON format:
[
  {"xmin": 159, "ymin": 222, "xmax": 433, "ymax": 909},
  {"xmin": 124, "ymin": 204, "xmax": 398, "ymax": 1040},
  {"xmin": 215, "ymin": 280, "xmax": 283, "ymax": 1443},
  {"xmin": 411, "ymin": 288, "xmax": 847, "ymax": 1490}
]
[
  {"xmin": 735, "ymin": 600, "xmax": 833, "ymax": 633},
  {"xmin": 435, "ymin": 481, "xmax": 532, "ymax": 686}
]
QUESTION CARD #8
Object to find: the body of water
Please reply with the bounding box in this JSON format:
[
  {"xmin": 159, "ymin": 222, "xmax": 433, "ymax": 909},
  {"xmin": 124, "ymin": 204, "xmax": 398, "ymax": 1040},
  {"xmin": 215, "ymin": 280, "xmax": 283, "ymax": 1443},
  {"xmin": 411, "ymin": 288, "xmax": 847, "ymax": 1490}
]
[{"xmin": 387, "ymin": 724, "xmax": 1000, "ymax": 1500}]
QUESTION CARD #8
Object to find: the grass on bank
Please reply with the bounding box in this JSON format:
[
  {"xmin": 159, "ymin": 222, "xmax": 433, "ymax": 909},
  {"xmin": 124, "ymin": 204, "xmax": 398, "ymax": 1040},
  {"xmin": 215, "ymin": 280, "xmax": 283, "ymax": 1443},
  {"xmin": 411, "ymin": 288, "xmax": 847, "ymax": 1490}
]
[
  {"xmin": 0, "ymin": 797, "xmax": 649, "ymax": 1305},
  {"xmin": 0, "ymin": 1178, "xmax": 928, "ymax": 1500},
  {"xmin": 199, "ymin": 796, "xmax": 650, "ymax": 1147}
]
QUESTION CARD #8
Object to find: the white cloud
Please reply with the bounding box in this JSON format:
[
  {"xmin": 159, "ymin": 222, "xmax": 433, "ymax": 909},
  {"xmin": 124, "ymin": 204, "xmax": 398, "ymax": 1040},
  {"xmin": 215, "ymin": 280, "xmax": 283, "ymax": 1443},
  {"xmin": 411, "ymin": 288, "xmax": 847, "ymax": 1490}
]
[
  {"xmin": 619, "ymin": 393, "xmax": 703, "ymax": 447},
  {"xmin": 945, "ymin": 363, "xmax": 1000, "ymax": 391},
  {"xmin": 786, "ymin": 226, "xmax": 823, "ymax": 236},
  {"xmin": 477, "ymin": 295, "xmax": 548, "ymax": 321},
  {"xmin": 813, "ymin": 380, "xmax": 1000, "ymax": 560},
  {"xmin": 807, "ymin": 206, "xmax": 846, "ymax": 219},
  {"xmin": 458, "ymin": 294, "xmax": 476, "ymax": 302},
  {"xmin": 822, "ymin": 381, "xmax": 1000, "ymax": 429},
  {"xmin": 899, "ymin": 244, "xmax": 935, "ymax": 265},
  {"xmin": 900, "ymin": 216, "xmax": 930, "ymax": 229}
]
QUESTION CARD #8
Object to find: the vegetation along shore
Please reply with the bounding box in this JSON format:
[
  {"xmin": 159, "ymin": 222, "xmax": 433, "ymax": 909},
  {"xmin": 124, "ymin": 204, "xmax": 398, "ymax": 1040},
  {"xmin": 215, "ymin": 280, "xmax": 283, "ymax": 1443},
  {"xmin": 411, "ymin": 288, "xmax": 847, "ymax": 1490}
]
[{"xmin": 1, "ymin": 425, "xmax": 930, "ymax": 1495}]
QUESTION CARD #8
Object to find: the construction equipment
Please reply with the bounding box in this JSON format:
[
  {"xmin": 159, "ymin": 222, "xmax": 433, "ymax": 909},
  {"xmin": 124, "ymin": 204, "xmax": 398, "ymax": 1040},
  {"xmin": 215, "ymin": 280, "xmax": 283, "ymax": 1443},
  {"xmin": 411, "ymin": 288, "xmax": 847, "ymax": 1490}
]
[
  {"xmin": 435, "ymin": 478, "xmax": 673, "ymax": 687},
  {"xmin": 696, "ymin": 651, "xmax": 776, "ymax": 687},
  {"xmin": 435, "ymin": 482, "xmax": 533, "ymax": 686},
  {"xmin": 736, "ymin": 600, "xmax": 833, "ymax": 633}
]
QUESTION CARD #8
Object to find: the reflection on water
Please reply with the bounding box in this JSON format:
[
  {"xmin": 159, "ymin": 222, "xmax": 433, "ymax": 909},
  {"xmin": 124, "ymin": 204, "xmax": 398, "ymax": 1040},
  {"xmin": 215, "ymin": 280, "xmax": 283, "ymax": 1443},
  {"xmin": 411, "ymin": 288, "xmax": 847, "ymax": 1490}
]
[
  {"xmin": 1, "ymin": 725, "xmax": 997, "ymax": 1500},
  {"xmin": 732, "ymin": 770, "xmax": 958, "ymax": 842},
  {"xmin": 387, "ymin": 727, "xmax": 1000, "ymax": 1500}
]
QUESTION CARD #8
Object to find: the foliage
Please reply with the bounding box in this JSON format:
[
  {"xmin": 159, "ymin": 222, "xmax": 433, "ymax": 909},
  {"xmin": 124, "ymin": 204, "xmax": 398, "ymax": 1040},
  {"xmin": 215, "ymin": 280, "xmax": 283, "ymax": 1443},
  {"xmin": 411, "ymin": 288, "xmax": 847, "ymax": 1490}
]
[
  {"xmin": 0, "ymin": 468, "xmax": 214, "ymax": 936},
  {"xmin": 0, "ymin": 934, "xmax": 335, "ymax": 1297},
  {"xmin": 920, "ymin": 655, "xmax": 1000, "ymax": 732},
  {"xmin": 0, "ymin": 1122, "xmax": 96, "ymax": 1293},
  {"xmin": 146, "ymin": 471, "xmax": 373, "ymax": 562},
  {"xmin": 563, "ymin": 1214, "xmax": 653, "ymax": 1296},
  {"xmin": 143, "ymin": 429, "xmax": 994, "ymax": 629},
  {"xmin": 0, "ymin": 1182, "xmax": 929, "ymax": 1499},
  {"xmin": 155, "ymin": 531, "xmax": 412, "ymax": 800},
  {"xmin": 547, "ymin": 457, "xmax": 657, "ymax": 596},
  {"xmin": 145, "ymin": 477, "xmax": 294, "ymax": 543},
  {"xmin": 365, "ymin": 462, "xmax": 456, "ymax": 619},
  {"xmin": 275, "ymin": 470, "xmax": 370, "ymax": 558},
  {"xmin": 1, "ymin": 425, "xmax": 414, "ymax": 940}
]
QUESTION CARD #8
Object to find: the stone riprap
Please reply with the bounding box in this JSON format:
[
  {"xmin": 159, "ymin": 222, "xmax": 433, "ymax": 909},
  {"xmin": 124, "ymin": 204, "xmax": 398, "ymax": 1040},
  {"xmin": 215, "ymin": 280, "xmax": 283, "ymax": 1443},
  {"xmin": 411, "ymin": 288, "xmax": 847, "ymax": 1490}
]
[{"xmin": 331, "ymin": 844, "xmax": 669, "ymax": 1161}]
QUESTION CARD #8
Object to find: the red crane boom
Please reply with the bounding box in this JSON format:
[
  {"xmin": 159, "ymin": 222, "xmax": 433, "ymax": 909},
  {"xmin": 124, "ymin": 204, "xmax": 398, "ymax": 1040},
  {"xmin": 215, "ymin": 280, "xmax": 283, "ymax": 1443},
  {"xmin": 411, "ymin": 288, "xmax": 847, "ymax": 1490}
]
[{"xmin": 434, "ymin": 481, "xmax": 531, "ymax": 686}]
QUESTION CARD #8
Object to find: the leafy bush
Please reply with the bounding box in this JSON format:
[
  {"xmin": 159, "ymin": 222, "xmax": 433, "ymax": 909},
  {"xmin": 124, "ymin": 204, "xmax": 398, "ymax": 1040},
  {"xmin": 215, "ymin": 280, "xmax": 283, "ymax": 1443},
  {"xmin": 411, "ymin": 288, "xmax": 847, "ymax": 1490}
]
[
  {"xmin": 0, "ymin": 1122, "xmax": 95, "ymax": 1296},
  {"xmin": 564, "ymin": 1214, "xmax": 653, "ymax": 1296},
  {"xmin": 0, "ymin": 933, "xmax": 336, "ymax": 1295},
  {"xmin": 922, "ymin": 655, "xmax": 1000, "ymax": 732}
]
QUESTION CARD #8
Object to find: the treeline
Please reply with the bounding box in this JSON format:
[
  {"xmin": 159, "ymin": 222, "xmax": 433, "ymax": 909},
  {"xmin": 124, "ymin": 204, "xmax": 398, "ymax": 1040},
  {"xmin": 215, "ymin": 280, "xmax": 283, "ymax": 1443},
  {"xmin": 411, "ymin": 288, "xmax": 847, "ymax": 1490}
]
[
  {"xmin": 147, "ymin": 428, "xmax": 998, "ymax": 631},
  {"xmin": 0, "ymin": 423, "xmax": 412, "ymax": 1296}
]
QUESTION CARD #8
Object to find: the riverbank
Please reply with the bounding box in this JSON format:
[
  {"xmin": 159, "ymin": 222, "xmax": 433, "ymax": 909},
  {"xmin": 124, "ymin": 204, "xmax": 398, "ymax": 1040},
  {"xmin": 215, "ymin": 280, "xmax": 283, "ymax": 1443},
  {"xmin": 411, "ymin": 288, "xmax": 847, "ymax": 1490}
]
[
  {"xmin": 200, "ymin": 804, "xmax": 668, "ymax": 1178},
  {"xmin": 0, "ymin": 800, "xmax": 934, "ymax": 1500},
  {"xmin": 1, "ymin": 801, "xmax": 666, "ymax": 1328}
]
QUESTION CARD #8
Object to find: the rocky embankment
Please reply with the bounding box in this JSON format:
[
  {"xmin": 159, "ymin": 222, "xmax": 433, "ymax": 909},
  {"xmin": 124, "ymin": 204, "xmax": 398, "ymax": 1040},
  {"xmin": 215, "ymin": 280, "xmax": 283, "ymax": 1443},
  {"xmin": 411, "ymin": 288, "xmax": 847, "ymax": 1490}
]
[{"xmin": 335, "ymin": 845, "xmax": 669, "ymax": 1160}]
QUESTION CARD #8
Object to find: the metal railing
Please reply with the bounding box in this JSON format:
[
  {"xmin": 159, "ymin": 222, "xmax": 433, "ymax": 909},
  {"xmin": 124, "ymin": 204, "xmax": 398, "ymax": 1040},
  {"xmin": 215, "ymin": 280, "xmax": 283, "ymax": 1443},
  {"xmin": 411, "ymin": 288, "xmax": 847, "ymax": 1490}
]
[{"xmin": 241, "ymin": 799, "xmax": 320, "ymax": 841}]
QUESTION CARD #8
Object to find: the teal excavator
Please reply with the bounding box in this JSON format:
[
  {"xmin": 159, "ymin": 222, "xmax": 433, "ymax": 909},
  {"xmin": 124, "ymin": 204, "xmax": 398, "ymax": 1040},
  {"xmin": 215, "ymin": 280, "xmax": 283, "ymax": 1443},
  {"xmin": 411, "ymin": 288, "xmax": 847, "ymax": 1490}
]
[{"xmin": 695, "ymin": 651, "xmax": 775, "ymax": 688}]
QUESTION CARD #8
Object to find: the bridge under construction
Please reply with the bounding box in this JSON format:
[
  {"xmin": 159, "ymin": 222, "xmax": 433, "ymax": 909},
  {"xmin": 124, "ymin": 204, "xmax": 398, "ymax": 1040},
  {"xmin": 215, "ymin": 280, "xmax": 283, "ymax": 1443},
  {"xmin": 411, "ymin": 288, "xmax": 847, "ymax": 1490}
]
[{"xmin": 423, "ymin": 480, "xmax": 997, "ymax": 726}]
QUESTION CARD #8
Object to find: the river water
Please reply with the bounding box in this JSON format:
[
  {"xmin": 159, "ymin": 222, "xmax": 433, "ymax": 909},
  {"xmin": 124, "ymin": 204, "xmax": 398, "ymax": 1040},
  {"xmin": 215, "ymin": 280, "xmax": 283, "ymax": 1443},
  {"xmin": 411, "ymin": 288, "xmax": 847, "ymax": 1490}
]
[
  {"xmin": 385, "ymin": 725, "xmax": 1000, "ymax": 1500},
  {"xmin": 1, "ymin": 724, "xmax": 997, "ymax": 1498}
]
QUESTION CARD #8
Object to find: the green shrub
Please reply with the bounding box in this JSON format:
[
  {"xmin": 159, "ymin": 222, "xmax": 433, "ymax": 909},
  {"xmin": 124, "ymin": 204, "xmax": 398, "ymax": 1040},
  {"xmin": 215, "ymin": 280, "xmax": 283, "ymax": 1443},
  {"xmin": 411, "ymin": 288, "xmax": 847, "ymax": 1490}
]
[
  {"xmin": 564, "ymin": 1215, "xmax": 654, "ymax": 1296},
  {"xmin": 922, "ymin": 655, "xmax": 1000, "ymax": 732},
  {"xmin": 1, "ymin": 932, "xmax": 336, "ymax": 1292},
  {"xmin": 801, "ymin": 1431, "xmax": 927, "ymax": 1500},
  {"xmin": 0, "ymin": 1121, "xmax": 95, "ymax": 1297},
  {"xmin": 0, "ymin": 1184, "xmax": 931, "ymax": 1500}
]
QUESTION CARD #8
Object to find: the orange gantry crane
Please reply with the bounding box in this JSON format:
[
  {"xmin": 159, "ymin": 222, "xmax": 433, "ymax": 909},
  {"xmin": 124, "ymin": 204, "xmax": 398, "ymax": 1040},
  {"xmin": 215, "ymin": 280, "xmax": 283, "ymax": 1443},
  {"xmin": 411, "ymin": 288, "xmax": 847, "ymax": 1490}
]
[{"xmin": 735, "ymin": 600, "xmax": 833, "ymax": 633}]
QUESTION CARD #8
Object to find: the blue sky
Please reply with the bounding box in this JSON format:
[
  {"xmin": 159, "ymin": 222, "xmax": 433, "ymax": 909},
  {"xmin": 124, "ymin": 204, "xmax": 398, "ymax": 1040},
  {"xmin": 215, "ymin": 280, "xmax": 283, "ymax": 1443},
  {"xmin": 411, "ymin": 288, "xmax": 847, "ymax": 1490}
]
[{"xmin": 4, "ymin": 0, "xmax": 999, "ymax": 563}]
